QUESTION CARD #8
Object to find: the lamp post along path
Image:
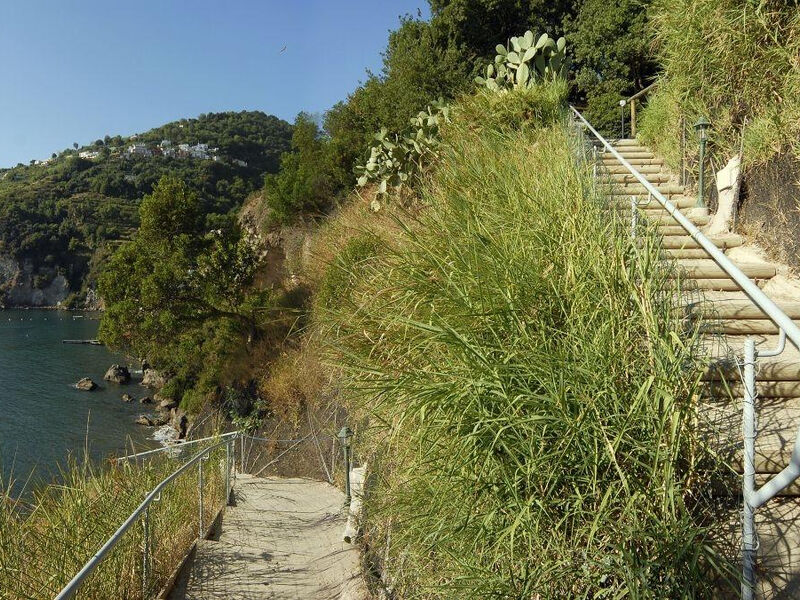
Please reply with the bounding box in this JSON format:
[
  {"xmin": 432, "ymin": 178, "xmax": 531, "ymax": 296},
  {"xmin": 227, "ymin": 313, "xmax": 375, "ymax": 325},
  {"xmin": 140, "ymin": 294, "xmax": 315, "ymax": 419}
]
[
  {"xmin": 695, "ymin": 116, "xmax": 711, "ymax": 208},
  {"xmin": 338, "ymin": 426, "xmax": 354, "ymax": 506}
]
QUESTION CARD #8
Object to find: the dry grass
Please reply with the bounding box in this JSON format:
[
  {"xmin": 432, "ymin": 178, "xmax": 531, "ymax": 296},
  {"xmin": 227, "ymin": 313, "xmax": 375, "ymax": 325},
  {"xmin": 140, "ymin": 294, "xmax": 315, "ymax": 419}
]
[{"xmin": 0, "ymin": 444, "xmax": 227, "ymax": 599}]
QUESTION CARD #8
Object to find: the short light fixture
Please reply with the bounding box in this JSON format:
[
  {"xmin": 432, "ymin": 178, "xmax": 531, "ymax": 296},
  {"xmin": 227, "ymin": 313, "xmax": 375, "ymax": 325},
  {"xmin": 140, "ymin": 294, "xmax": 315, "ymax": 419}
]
[
  {"xmin": 694, "ymin": 117, "xmax": 711, "ymax": 207},
  {"xmin": 337, "ymin": 426, "xmax": 354, "ymax": 505}
]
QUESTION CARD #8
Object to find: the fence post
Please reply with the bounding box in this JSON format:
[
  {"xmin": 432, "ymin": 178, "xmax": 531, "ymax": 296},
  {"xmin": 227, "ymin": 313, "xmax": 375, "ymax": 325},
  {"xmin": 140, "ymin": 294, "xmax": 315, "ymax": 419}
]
[
  {"xmin": 630, "ymin": 98, "xmax": 637, "ymax": 137},
  {"xmin": 742, "ymin": 337, "xmax": 757, "ymax": 600},
  {"xmin": 240, "ymin": 434, "xmax": 245, "ymax": 475}
]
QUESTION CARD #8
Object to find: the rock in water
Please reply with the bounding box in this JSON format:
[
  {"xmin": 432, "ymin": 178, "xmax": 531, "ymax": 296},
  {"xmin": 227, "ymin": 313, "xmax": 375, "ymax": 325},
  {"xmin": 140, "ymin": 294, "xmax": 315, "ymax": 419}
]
[
  {"xmin": 141, "ymin": 368, "xmax": 168, "ymax": 388},
  {"xmin": 76, "ymin": 377, "xmax": 97, "ymax": 391},
  {"xmin": 139, "ymin": 396, "xmax": 153, "ymax": 404},
  {"xmin": 135, "ymin": 414, "xmax": 153, "ymax": 426},
  {"xmin": 170, "ymin": 409, "xmax": 188, "ymax": 439},
  {"xmin": 104, "ymin": 364, "xmax": 131, "ymax": 384},
  {"xmin": 121, "ymin": 393, "xmax": 135, "ymax": 402}
]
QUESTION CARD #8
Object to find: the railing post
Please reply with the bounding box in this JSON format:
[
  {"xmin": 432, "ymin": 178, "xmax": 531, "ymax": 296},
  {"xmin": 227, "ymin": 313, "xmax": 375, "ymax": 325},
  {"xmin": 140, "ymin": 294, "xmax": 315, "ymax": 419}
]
[
  {"xmin": 225, "ymin": 438, "xmax": 232, "ymax": 506},
  {"xmin": 141, "ymin": 505, "xmax": 150, "ymax": 598},
  {"xmin": 630, "ymin": 98, "xmax": 637, "ymax": 138},
  {"xmin": 742, "ymin": 337, "xmax": 757, "ymax": 600},
  {"xmin": 240, "ymin": 434, "xmax": 245, "ymax": 475},
  {"xmin": 198, "ymin": 458, "xmax": 205, "ymax": 539}
]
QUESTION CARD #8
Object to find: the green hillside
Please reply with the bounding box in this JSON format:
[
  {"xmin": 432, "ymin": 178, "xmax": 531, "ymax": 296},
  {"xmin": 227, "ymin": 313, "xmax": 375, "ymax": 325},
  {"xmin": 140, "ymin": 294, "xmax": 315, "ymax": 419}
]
[{"xmin": 0, "ymin": 111, "xmax": 291, "ymax": 305}]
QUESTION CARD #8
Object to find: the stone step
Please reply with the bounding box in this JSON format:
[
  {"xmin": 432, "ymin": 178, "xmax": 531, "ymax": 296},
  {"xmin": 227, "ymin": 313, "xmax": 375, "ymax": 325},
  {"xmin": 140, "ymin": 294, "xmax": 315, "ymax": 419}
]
[
  {"xmin": 701, "ymin": 398, "xmax": 800, "ymax": 473},
  {"xmin": 700, "ymin": 319, "xmax": 799, "ymax": 336},
  {"xmin": 657, "ymin": 224, "xmax": 700, "ymax": 236},
  {"xmin": 646, "ymin": 212, "xmax": 710, "ymax": 226},
  {"xmin": 601, "ymin": 164, "xmax": 663, "ymax": 175},
  {"xmin": 609, "ymin": 196, "xmax": 696, "ymax": 210},
  {"xmin": 705, "ymin": 379, "xmax": 800, "ymax": 398},
  {"xmin": 602, "ymin": 173, "xmax": 672, "ymax": 185},
  {"xmin": 670, "ymin": 260, "xmax": 776, "ymax": 281},
  {"xmin": 704, "ymin": 359, "xmax": 800, "ymax": 381},
  {"xmin": 610, "ymin": 138, "xmax": 642, "ymax": 147},
  {"xmin": 603, "ymin": 183, "xmax": 686, "ymax": 196},
  {"xmin": 689, "ymin": 299, "xmax": 800, "ymax": 320},
  {"xmin": 601, "ymin": 150, "xmax": 655, "ymax": 160},
  {"xmin": 660, "ymin": 234, "xmax": 744, "ymax": 250},
  {"xmin": 601, "ymin": 157, "xmax": 664, "ymax": 166},
  {"xmin": 666, "ymin": 249, "xmax": 720, "ymax": 259},
  {"xmin": 682, "ymin": 278, "xmax": 766, "ymax": 292},
  {"xmin": 714, "ymin": 499, "xmax": 800, "ymax": 598}
]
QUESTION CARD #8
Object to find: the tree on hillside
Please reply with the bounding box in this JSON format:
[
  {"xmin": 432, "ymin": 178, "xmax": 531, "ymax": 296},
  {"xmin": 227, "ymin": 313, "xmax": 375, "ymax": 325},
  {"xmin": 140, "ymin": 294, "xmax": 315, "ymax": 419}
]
[
  {"xmin": 99, "ymin": 176, "xmax": 263, "ymax": 373},
  {"xmin": 565, "ymin": 0, "xmax": 656, "ymax": 134},
  {"xmin": 263, "ymin": 113, "xmax": 332, "ymax": 222}
]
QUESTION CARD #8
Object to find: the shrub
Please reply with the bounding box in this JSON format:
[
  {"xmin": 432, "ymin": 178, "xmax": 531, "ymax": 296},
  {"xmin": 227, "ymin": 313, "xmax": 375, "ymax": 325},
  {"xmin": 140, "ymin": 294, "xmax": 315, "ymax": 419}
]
[{"xmin": 318, "ymin": 92, "xmax": 733, "ymax": 597}]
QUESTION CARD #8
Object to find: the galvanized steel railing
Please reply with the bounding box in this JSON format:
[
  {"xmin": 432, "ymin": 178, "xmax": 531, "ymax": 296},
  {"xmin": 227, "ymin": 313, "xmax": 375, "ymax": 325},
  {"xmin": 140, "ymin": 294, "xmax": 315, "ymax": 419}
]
[
  {"xmin": 55, "ymin": 433, "xmax": 238, "ymax": 600},
  {"xmin": 570, "ymin": 105, "xmax": 800, "ymax": 599}
]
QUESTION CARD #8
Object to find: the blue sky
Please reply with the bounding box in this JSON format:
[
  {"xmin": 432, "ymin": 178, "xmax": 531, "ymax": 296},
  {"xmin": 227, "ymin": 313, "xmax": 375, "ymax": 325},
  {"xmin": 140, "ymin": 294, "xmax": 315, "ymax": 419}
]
[{"xmin": 0, "ymin": 1, "xmax": 430, "ymax": 168}]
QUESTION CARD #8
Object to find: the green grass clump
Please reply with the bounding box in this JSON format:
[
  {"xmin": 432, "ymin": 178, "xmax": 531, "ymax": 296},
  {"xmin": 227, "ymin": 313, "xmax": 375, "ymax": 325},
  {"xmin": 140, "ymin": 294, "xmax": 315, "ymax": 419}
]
[
  {"xmin": 639, "ymin": 0, "xmax": 800, "ymax": 168},
  {"xmin": 0, "ymin": 445, "xmax": 226, "ymax": 599},
  {"xmin": 455, "ymin": 80, "xmax": 567, "ymax": 134},
  {"xmin": 319, "ymin": 93, "xmax": 733, "ymax": 597}
]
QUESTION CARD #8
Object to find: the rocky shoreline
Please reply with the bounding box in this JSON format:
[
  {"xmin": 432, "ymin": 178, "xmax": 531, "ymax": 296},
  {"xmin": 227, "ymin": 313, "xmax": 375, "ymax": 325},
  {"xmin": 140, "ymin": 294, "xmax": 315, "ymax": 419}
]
[{"xmin": 75, "ymin": 363, "xmax": 187, "ymax": 443}]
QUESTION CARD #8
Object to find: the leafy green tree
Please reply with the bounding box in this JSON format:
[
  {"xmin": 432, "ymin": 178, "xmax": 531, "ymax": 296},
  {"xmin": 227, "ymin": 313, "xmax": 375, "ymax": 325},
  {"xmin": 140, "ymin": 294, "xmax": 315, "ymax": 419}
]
[
  {"xmin": 99, "ymin": 177, "xmax": 262, "ymax": 374},
  {"xmin": 263, "ymin": 113, "xmax": 333, "ymax": 222},
  {"xmin": 565, "ymin": 0, "xmax": 656, "ymax": 135}
]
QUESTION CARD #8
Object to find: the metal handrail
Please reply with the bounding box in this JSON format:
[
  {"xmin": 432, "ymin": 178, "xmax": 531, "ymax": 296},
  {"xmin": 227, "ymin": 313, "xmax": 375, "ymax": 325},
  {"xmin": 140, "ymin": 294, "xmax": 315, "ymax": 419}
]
[
  {"xmin": 571, "ymin": 106, "xmax": 800, "ymax": 351},
  {"xmin": 116, "ymin": 431, "xmax": 239, "ymax": 462},
  {"xmin": 571, "ymin": 105, "xmax": 800, "ymax": 599},
  {"xmin": 55, "ymin": 435, "xmax": 236, "ymax": 599}
]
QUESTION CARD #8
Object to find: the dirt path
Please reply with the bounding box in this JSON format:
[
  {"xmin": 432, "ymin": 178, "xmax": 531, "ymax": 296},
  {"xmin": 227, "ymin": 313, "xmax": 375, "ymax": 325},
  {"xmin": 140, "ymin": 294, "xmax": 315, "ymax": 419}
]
[{"xmin": 171, "ymin": 474, "xmax": 367, "ymax": 600}]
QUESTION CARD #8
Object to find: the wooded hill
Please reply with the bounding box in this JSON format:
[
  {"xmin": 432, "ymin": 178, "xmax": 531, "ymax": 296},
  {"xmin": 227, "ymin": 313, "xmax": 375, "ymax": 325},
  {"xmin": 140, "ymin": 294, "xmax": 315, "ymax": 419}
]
[{"xmin": 0, "ymin": 111, "xmax": 291, "ymax": 306}]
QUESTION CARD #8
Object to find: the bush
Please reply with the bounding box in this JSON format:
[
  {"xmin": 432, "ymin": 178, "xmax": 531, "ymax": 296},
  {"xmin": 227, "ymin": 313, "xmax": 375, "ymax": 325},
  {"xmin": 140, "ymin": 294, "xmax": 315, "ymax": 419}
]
[{"xmin": 317, "ymin": 90, "xmax": 734, "ymax": 597}]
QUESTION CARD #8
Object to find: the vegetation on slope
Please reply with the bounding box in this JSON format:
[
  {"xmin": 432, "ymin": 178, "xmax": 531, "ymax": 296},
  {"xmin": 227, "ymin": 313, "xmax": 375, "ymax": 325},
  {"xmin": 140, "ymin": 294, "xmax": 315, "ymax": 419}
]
[
  {"xmin": 0, "ymin": 444, "xmax": 227, "ymax": 598},
  {"xmin": 639, "ymin": 0, "xmax": 800, "ymax": 169},
  {"xmin": 0, "ymin": 111, "xmax": 291, "ymax": 304},
  {"xmin": 313, "ymin": 86, "xmax": 734, "ymax": 597}
]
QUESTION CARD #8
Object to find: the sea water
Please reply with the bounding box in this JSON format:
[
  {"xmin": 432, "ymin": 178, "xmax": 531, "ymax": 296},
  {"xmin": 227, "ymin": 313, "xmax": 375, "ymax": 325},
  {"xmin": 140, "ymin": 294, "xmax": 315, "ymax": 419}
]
[{"xmin": 0, "ymin": 309, "xmax": 154, "ymax": 485}]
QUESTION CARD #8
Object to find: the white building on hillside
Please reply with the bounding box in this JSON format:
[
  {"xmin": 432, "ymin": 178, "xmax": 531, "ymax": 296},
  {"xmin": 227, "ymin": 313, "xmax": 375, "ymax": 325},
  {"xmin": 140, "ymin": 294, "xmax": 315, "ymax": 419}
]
[{"xmin": 127, "ymin": 144, "xmax": 151, "ymax": 157}]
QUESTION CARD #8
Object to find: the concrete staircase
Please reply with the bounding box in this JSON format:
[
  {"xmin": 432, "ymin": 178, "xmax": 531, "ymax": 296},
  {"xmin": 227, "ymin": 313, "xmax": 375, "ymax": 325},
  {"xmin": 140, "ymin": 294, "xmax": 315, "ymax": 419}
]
[{"xmin": 598, "ymin": 139, "xmax": 800, "ymax": 599}]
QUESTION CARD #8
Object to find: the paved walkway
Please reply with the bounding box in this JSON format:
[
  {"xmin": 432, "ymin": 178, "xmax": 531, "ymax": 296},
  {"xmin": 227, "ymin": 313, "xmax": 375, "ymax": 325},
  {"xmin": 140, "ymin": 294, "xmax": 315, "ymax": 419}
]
[{"xmin": 173, "ymin": 474, "xmax": 367, "ymax": 600}]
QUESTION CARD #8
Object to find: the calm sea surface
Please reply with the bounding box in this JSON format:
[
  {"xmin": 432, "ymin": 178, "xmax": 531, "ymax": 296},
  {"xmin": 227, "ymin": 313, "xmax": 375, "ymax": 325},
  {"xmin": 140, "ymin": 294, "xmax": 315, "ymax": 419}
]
[{"xmin": 0, "ymin": 309, "xmax": 154, "ymax": 485}]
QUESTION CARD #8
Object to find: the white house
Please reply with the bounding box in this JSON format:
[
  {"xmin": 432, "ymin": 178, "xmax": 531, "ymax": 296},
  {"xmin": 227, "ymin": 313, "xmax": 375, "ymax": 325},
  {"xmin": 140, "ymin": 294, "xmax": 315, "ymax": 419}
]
[
  {"xmin": 127, "ymin": 144, "xmax": 151, "ymax": 157},
  {"xmin": 79, "ymin": 150, "xmax": 100, "ymax": 160}
]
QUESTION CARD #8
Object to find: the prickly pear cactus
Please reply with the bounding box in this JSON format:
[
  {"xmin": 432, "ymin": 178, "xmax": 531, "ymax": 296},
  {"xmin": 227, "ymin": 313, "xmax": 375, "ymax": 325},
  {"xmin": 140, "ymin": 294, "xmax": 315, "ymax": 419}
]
[
  {"xmin": 355, "ymin": 99, "xmax": 451, "ymax": 195},
  {"xmin": 475, "ymin": 31, "xmax": 568, "ymax": 91}
]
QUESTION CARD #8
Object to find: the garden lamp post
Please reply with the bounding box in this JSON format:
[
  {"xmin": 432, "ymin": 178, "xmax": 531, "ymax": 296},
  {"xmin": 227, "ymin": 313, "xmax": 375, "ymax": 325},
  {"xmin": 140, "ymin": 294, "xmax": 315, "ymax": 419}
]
[
  {"xmin": 694, "ymin": 117, "xmax": 711, "ymax": 207},
  {"xmin": 619, "ymin": 99, "xmax": 626, "ymax": 138},
  {"xmin": 338, "ymin": 426, "xmax": 354, "ymax": 505}
]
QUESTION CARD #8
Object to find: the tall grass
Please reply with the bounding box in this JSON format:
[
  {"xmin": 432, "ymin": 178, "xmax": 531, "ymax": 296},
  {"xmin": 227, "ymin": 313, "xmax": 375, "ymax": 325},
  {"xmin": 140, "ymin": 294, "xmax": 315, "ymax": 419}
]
[
  {"xmin": 317, "ymin": 92, "xmax": 735, "ymax": 597},
  {"xmin": 0, "ymin": 444, "xmax": 226, "ymax": 599},
  {"xmin": 639, "ymin": 0, "xmax": 800, "ymax": 168}
]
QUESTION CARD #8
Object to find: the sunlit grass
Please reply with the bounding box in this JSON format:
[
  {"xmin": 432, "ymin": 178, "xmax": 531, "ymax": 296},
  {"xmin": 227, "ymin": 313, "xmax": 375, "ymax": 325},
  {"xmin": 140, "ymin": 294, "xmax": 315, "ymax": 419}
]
[
  {"xmin": 0, "ymin": 444, "xmax": 227, "ymax": 599},
  {"xmin": 317, "ymin": 93, "xmax": 736, "ymax": 597}
]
